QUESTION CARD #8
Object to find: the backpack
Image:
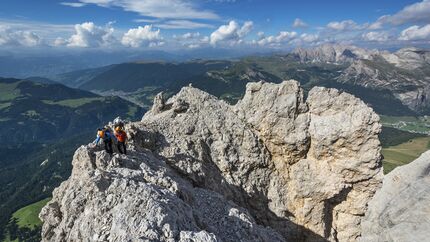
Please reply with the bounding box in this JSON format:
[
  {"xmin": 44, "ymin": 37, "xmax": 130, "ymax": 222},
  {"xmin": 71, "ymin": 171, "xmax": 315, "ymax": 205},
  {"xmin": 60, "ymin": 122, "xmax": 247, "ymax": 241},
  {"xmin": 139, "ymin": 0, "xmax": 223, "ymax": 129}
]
[
  {"xmin": 116, "ymin": 130, "xmax": 127, "ymax": 142},
  {"xmin": 97, "ymin": 129, "xmax": 111, "ymax": 141},
  {"xmin": 102, "ymin": 130, "xmax": 111, "ymax": 141}
]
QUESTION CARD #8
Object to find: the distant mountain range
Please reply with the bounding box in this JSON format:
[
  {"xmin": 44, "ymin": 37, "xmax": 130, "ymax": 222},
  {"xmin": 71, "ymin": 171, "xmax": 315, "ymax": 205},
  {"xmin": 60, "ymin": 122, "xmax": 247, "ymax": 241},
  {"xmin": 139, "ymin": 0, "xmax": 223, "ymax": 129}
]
[
  {"xmin": 294, "ymin": 45, "xmax": 430, "ymax": 113},
  {"xmin": 0, "ymin": 51, "xmax": 179, "ymax": 79},
  {"xmin": 49, "ymin": 45, "xmax": 430, "ymax": 116},
  {"xmin": 0, "ymin": 78, "xmax": 144, "ymax": 145},
  {"xmin": 55, "ymin": 60, "xmax": 281, "ymax": 108},
  {"xmin": 0, "ymin": 48, "xmax": 261, "ymax": 79}
]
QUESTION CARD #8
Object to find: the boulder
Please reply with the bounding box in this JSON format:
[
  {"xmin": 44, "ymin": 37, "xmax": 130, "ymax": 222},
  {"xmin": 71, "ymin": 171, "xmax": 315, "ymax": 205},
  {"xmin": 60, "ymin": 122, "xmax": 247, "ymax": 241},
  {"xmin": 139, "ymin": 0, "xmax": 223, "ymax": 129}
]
[{"xmin": 361, "ymin": 151, "xmax": 430, "ymax": 242}]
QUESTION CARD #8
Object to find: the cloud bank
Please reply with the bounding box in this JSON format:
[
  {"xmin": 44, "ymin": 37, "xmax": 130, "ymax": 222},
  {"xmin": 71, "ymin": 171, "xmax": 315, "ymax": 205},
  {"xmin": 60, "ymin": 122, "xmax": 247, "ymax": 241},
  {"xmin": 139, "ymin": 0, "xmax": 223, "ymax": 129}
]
[
  {"xmin": 121, "ymin": 25, "xmax": 163, "ymax": 47},
  {"xmin": 0, "ymin": 26, "xmax": 41, "ymax": 47}
]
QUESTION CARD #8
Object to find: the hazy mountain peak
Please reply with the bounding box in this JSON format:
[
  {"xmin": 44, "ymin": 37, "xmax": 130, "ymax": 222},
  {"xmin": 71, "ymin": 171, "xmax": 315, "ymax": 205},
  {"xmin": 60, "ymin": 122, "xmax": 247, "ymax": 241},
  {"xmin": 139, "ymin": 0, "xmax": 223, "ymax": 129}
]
[
  {"xmin": 380, "ymin": 46, "xmax": 430, "ymax": 69},
  {"xmin": 293, "ymin": 44, "xmax": 376, "ymax": 64}
]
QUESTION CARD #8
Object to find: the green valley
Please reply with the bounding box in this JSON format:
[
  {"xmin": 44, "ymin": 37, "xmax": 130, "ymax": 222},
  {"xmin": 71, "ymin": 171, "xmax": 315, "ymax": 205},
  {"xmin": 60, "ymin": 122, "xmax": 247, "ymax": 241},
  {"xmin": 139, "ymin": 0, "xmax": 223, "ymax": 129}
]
[
  {"xmin": 12, "ymin": 198, "xmax": 51, "ymax": 229},
  {"xmin": 0, "ymin": 78, "xmax": 145, "ymax": 241},
  {"xmin": 3, "ymin": 198, "xmax": 51, "ymax": 242},
  {"xmin": 379, "ymin": 125, "xmax": 430, "ymax": 174},
  {"xmin": 0, "ymin": 78, "xmax": 144, "ymax": 145},
  {"xmin": 382, "ymin": 136, "xmax": 430, "ymax": 173}
]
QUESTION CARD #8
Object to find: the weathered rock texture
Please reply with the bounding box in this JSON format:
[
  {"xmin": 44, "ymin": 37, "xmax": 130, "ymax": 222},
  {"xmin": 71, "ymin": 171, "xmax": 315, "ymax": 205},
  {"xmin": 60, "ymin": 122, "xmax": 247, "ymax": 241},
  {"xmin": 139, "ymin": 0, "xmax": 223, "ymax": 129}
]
[
  {"xmin": 40, "ymin": 80, "xmax": 383, "ymax": 242},
  {"xmin": 361, "ymin": 151, "xmax": 430, "ymax": 242}
]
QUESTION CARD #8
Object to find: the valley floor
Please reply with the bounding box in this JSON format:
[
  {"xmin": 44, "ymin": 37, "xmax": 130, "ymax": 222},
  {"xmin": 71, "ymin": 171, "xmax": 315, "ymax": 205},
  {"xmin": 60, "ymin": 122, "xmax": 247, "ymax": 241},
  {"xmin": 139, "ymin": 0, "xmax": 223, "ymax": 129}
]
[{"xmin": 382, "ymin": 136, "xmax": 430, "ymax": 174}]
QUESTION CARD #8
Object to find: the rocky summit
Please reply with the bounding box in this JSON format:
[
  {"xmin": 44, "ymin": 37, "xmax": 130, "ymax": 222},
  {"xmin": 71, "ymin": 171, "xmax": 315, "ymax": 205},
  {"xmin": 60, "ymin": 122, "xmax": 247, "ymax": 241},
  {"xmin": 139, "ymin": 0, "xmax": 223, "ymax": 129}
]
[{"xmin": 40, "ymin": 80, "xmax": 384, "ymax": 242}]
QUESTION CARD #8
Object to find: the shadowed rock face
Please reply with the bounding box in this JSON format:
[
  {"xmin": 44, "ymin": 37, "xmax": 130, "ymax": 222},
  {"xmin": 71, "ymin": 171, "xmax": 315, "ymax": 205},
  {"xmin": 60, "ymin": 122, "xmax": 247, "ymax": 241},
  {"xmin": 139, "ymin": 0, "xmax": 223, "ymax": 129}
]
[
  {"xmin": 40, "ymin": 80, "xmax": 383, "ymax": 242},
  {"xmin": 361, "ymin": 151, "xmax": 430, "ymax": 242}
]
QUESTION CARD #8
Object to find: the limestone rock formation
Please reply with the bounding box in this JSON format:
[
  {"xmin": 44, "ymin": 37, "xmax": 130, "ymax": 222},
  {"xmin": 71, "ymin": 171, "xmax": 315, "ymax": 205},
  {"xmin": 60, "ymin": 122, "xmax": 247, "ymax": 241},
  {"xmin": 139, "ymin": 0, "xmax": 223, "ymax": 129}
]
[
  {"xmin": 40, "ymin": 80, "xmax": 383, "ymax": 242},
  {"xmin": 361, "ymin": 151, "xmax": 430, "ymax": 242}
]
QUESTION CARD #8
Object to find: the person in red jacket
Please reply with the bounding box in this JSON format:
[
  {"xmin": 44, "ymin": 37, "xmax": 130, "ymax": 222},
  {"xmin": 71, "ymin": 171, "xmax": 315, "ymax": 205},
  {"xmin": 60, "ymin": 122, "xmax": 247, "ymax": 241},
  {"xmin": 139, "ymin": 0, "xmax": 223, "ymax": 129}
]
[{"xmin": 114, "ymin": 126, "xmax": 128, "ymax": 155}]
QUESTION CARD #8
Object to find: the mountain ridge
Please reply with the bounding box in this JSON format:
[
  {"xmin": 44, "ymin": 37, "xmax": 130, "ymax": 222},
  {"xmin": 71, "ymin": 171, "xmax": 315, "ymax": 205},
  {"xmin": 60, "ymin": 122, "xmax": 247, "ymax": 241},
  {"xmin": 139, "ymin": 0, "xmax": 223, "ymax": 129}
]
[
  {"xmin": 40, "ymin": 81, "xmax": 383, "ymax": 242},
  {"xmin": 50, "ymin": 45, "xmax": 430, "ymax": 115},
  {"xmin": 0, "ymin": 77, "xmax": 144, "ymax": 145}
]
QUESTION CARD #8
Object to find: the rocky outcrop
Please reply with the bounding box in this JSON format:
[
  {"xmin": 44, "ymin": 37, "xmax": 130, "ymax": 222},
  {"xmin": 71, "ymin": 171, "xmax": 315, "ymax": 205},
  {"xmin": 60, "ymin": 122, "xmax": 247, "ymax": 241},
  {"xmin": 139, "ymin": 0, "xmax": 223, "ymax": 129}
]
[
  {"xmin": 40, "ymin": 80, "xmax": 383, "ymax": 242},
  {"xmin": 234, "ymin": 82, "xmax": 382, "ymax": 241},
  {"xmin": 361, "ymin": 151, "xmax": 430, "ymax": 242}
]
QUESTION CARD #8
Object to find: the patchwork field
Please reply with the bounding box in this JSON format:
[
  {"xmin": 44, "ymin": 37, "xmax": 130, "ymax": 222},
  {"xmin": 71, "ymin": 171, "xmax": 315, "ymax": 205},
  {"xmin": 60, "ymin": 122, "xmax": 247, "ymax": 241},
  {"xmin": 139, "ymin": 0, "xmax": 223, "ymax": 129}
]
[{"xmin": 382, "ymin": 136, "xmax": 430, "ymax": 174}]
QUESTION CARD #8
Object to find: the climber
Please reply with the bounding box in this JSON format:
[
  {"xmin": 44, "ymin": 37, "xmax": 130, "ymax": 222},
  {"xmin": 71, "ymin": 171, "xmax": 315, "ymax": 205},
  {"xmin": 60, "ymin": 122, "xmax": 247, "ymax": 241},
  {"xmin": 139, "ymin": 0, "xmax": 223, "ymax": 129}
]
[
  {"xmin": 94, "ymin": 127, "xmax": 116, "ymax": 155},
  {"xmin": 114, "ymin": 125, "xmax": 128, "ymax": 155}
]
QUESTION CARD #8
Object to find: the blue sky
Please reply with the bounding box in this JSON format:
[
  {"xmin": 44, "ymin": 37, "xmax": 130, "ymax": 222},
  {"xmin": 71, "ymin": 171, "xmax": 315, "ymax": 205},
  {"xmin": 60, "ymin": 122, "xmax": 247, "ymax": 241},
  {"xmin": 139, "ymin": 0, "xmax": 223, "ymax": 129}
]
[{"xmin": 0, "ymin": 0, "xmax": 429, "ymax": 51}]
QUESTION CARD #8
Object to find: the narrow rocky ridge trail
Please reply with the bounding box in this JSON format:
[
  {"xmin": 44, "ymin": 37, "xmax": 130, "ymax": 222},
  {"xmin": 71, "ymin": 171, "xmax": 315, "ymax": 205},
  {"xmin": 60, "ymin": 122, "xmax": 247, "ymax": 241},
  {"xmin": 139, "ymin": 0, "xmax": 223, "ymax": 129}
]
[{"xmin": 40, "ymin": 80, "xmax": 384, "ymax": 242}]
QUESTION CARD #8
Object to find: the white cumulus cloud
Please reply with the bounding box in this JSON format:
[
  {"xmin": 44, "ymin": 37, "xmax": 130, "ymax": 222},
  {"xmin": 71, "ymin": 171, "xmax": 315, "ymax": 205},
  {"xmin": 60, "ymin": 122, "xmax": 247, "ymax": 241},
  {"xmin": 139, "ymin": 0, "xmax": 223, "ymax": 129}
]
[
  {"xmin": 64, "ymin": 22, "xmax": 115, "ymax": 47},
  {"xmin": 121, "ymin": 25, "xmax": 163, "ymax": 48},
  {"xmin": 362, "ymin": 31, "xmax": 390, "ymax": 42},
  {"xmin": 327, "ymin": 20, "xmax": 361, "ymax": 31},
  {"xmin": 0, "ymin": 26, "xmax": 41, "ymax": 47},
  {"xmin": 174, "ymin": 32, "xmax": 200, "ymax": 40},
  {"xmin": 300, "ymin": 33, "xmax": 319, "ymax": 43},
  {"xmin": 293, "ymin": 18, "xmax": 308, "ymax": 28},
  {"xmin": 257, "ymin": 31, "xmax": 297, "ymax": 46},
  {"xmin": 210, "ymin": 20, "xmax": 253, "ymax": 45},
  {"xmin": 53, "ymin": 37, "xmax": 67, "ymax": 46},
  {"xmin": 399, "ymin": 24, "xmax": 430, "ymax": 41},
  {"xmin": 367, "ymin": 20, "xmax": 384, "ymax": 30}
]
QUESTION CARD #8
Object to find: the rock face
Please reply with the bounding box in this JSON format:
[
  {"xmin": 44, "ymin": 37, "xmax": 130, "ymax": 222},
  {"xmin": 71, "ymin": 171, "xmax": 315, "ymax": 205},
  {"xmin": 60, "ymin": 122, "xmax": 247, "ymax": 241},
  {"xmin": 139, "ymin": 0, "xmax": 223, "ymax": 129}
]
[
  {"xmin": 361, "ymin": 151, "xmax": 430, "ymax": 242},
  {"xmin": 40, "ymin": 80, "xmax": 383, "ymax": 242}
]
